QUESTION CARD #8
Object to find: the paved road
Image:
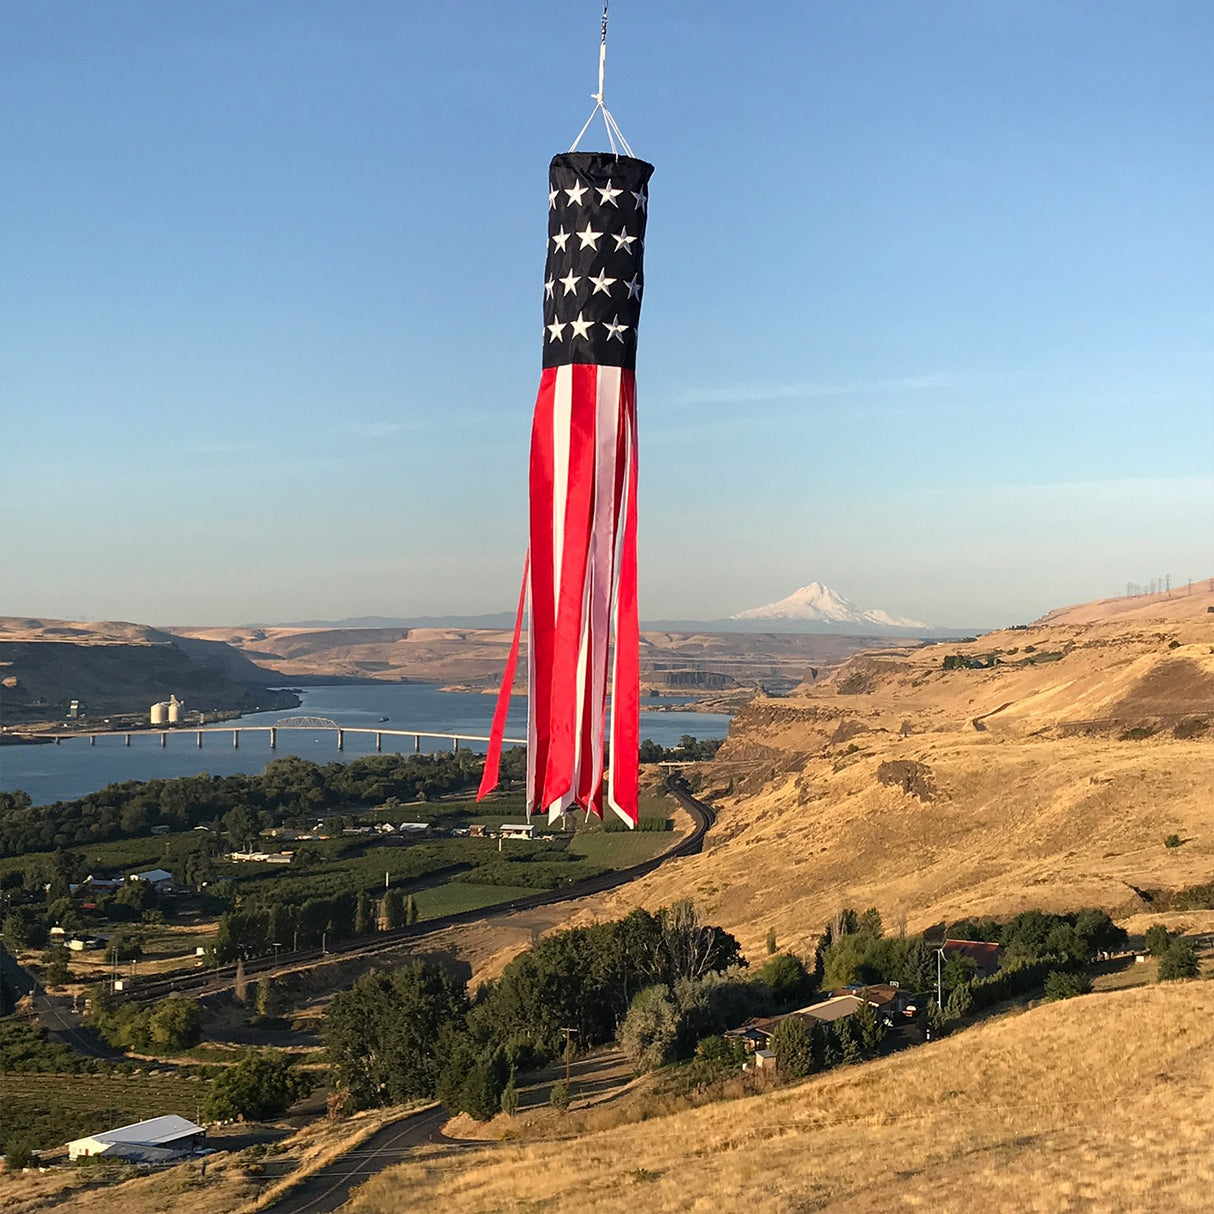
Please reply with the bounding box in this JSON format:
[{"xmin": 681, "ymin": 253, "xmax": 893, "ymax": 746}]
[
  {"xmin": 268, "ymin": 1105, "xmax": 465, "ymax": 1214},
  {"xmin": 35, "ymin": 992, "xmax": 125, "ymax": 1060}
]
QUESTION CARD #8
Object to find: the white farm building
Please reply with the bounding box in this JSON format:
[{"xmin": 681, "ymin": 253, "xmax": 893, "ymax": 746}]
[{"xmin": 68, "ymin": 1114, "xmax": 206, "ymax": 1163}]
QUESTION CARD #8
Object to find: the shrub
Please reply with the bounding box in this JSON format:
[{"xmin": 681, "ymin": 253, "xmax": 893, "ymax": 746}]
[
  {"xmin": 548, "ymin": 1080, "xmax": 571, "ymax": 1110},
  {"xmin": 1164, "ymin": 834, "xmax": 1183, "ymax": 849},
  {"xmin": 4, "ymin": 1141, "xmax": 35, "ymax": 1171},
  {"xmin": 1173, "ymin": 717, "xmax": 1208, "ymax": 740},
  {"xmin": 1044, "ymin": 970, "xmax": 1092, "ymax": 1001}
]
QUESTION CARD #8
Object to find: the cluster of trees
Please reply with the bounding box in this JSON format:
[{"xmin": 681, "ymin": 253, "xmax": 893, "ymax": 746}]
[
  {"xmin": 0, "ymin": 750, "xmax": 495, "ymax": 857},
  {"xmin": 1145, "ymin": 924, "xmax": 1201, "ymax": 980},
  {"xmin": 89, "ymin": 991, "xmax": 203, "ymax": 1052},
  {"xmin": 215, "ymin": 886, "xmax": 420, "ymax": 962},
  {"xmin": 203, "ymin": 1049, "xmax": 313, "ymax": 1122},
  {"xmin": 325, "ymin": 901, "xmax": 746, "ymax": 1119},
  {"xmin": 638, "ymin": 735, "xmax": 723, "ymax": 763},
  {"xmin": 767, "ymin": 1000, "xmax": 886, "ymax": 1077}
]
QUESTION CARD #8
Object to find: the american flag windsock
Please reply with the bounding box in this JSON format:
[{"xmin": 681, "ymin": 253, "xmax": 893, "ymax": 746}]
[{"xmin": 478, "ymin": 151, "xmax": 654, "ymax": 828}]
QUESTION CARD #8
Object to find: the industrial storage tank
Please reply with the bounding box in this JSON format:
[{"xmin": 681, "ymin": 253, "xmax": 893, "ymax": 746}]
[
  {"xmin": 167, "ymin": 695, "xmax": 184, "ymax": 723},
  {"xmin": 150, "ymin": 701, "xmax": 170, "ymax": 725}
]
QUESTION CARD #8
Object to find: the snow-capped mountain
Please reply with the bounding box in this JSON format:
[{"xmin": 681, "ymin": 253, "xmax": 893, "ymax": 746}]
[{"xmin": 730, "ymin": 582, "xmax": 926, "ymax": 630}]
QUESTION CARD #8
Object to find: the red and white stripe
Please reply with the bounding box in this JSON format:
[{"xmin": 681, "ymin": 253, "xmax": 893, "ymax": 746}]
[{"xmin": 478, "ymin": 363, "xmax": 639, "ymax": 828}]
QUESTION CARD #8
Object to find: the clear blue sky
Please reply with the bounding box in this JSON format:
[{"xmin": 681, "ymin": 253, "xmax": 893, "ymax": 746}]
[{"xmin": 3, "ymin": 0, "xmax": 1211, "ymax": 630}]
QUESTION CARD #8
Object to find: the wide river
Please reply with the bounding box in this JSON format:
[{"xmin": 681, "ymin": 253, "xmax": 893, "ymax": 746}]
[{"xmin": 0, "ymin": 684, "xmax": 730, "ymax": 807}]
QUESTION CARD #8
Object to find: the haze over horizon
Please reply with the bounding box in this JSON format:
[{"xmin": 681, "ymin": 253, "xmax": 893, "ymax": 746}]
[{"xmin": 4, "ymin": 2, "xmax": 1211, "ymax": 632}]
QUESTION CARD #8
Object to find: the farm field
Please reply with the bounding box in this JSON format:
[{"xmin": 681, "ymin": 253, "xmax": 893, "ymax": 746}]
[{"xmin": 0, "ymin": 1070, "xmax": 210, "ymax": 1155}]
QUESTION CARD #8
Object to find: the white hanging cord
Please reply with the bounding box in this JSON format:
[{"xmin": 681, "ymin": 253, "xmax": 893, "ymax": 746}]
[{"xmin": 568, "ymin": 2, "xmax": 635, "ymax": 158}]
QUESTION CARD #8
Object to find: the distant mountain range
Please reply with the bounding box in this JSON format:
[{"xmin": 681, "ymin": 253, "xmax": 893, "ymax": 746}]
[{"xmin": 280, "ymin": 583, "xmax": 970, "ymax": 638}]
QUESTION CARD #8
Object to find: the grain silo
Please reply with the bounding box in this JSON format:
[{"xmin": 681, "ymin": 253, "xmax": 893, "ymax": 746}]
[
  {"xmin": 167, "ymin": 695, "xmax": 184, "ymax": 723},
  {"xmin": 150, "ymin": 701, "xmax": 170, "ymax": 725}
]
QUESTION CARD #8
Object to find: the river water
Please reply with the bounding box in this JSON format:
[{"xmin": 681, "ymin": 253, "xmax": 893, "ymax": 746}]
[{"xmin": 0, "ymin": 684, "xmax": 729, "ymax": 807}]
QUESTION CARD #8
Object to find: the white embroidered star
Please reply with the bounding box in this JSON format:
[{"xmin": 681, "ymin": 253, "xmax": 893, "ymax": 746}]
[
  {"xmin": 559, "ymin": 271, "xmax": 581, "ymax": 296},
  {"xmin": 564, "ymin": 181, "xmax": 588, "ymax": 206},
  {"xmin": 551, "ymin": 227, "xmax": 570, "ymax": 252},
  {"xmin": 577, "ymin": 224, "xmax": 604, "ymax": 251},
  {"xmin": 631, "ymin": 186, "xmax": 647, "ymax": 212},
  {"xmin": 569, "ymin": 312, "xmax": 593, "ymax": 339},
  {"xmin": 603, "ymin": 314, "xmax": 630, "ymax": 342},
  {"xmin": 546, "ymin": 319, "xmax": 567, "ymax": 342},
  {"xmin": 549, "ymin": 187, "xmax": 559, "ymax": 210},
  {"xmin": 624, "ymin": 274, "xmax": 642, "ymax": 300},
  {"xmin": 596, "ymin": 180, "xmax": 623, "ymax": 207},
  {"xmin": 544, "ymin": 277, "xmax": 555, "ymax": 300},
  {"xmin": 588, "ymin": 269, "xmax": 616, "ymax": 295},
  {"xmin": 612, "ymin": 230, "xmax": 637, "ymax": 253}
]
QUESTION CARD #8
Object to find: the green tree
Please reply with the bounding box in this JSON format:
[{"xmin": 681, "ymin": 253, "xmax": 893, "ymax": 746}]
[
  {"xmin": 40, "ymin": 946, "xmax": 70, "ymax": 988},
  {"xmin": 1158, "ymin": 939, "xmax": 1200, "ymax": 981},
  {"xmin": 765, "ymin": 928, "xmax": 778, "ymax": 956},
  {"xmin": 500, "ymin": 1070, "xmax": 520, "ymax": 1117},
  {"xmin": 757, "ymin": 953, "xmax": 812, "ymax": 1008},
  {"xmin": 768, "ymin": 1014, "xmax": 815, "ymax": 1078},
  {"xmin": 548, "ymin": 1080, "xmax": 571, "ymax": 1110},
  {"xmin": 149, "ymin": 994, "xmax": 203, "ymax": 1050},
  {"xmin": 354, "ymin": 890, "xmax": 373, "ymax": 936},
  {"xmin": 2, "ymin": 913, "xmax": 29, "ymax": 953},
  {"xmin": 618, "ymin": 985, "xmax": 679, "ymax": 1073},
  {"xmin": 852, "ymin": 996, "xmax": 886, "ymax": 1056},
  {"xmin": 203, "ymin": 1049, "xmax": 313, "ymax": 1121},
  {"xmin": 1144, "ymin": 924, "xmax": 1173, "ymax": 956},
  {"xmin": 325, "ymin": 962, "xmax": 469, "ymax": 1109},
  {"xmin": 380, "ymin": 889, "xmax": 406, "ymax": 930}
]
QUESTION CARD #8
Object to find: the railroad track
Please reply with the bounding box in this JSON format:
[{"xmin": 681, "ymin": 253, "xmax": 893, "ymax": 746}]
[{"xmin": 125, "ymin": 775, "xmax": 715, "ymax": 1004}]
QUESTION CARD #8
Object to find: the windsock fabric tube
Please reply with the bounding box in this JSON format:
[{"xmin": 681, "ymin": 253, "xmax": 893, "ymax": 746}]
[{"xmin": 479, "ymin": 151, "xmax": 654, "ymax": 828}]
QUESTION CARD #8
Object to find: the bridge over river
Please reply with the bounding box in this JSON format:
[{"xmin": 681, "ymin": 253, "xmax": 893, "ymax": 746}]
[{"xmin": 30, "ymin": 716, "xmax": 526, "ymax": 754}]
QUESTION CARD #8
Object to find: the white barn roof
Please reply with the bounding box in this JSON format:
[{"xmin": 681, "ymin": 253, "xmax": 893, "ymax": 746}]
[{"xmin": 90, "ymin": 1114, "xmax": 203, "ymax": 1146}]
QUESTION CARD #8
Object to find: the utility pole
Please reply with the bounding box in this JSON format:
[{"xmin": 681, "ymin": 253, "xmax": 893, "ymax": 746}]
[{"xmin": 935, "ymin": 947, "xmax": 946, "ymax": 1010}]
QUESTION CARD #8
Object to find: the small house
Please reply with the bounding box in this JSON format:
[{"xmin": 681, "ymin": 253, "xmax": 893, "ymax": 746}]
[
  {"xmin": 942, "ymin": 939, "xmax": 1001, "ymax": 978},
  {"xmin": 499, "ymin": 823, "xmax": 537, "ymax": 840},
  {"xmin": 128, "ymin": 869, "xmax": 174, "ymax": 892}
]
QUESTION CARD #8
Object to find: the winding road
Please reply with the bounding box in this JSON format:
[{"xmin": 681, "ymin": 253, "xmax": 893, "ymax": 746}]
[
  {"xmin": 258, "ymin": 776, "xmax": 715, "ymax": 1212},
  {"xmin": 268, "ymin": 1106, "xmax": 462, "ymax": 1214}
]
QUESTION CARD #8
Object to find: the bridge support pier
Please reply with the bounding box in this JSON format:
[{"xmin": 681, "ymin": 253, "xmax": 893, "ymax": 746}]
[
  {"xmin": 270, "ymin": 727, "xmax": 276, "ymax": 750},
  {"xmin": 125, "ymin": 734, "xmax": 131, "ymax": 747},
  {"xmin": 55, "ymin": 736, "xmax": 61, "ymax": 745},
  {"xmin": 414, "ymin": 734, "xmax": 421, "ymax": 752},
  {"xmin": 233, "ymin": 730, "xmax": 239, "ymax": 749},
  {"xmin": 452, "ymin": 737, "xmax": 459, "ymax": 753},
  {"xmin": 160, "ymin": 733, "xmax": 167, "ymax": 748},
  {"xmin": 375, "ymin": 732, "xmax": 382, "ymax": 752},
  {"xmin": 337, "ymin": 729, "xmax": 344, "ymax": 752},
  {"xmin": 197, "ymin": 731, "xmax": 203, "ymax": 748},
  {"xmin": 90, "ymin": 735, "xmax": 95, "ymax": 746}
]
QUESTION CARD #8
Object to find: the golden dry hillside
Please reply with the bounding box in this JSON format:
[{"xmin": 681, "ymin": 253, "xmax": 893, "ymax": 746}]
[
  {"xmin": 597, "ymin": 585, "xmax": 1214, "ymax": 959},
  {"xmin": 347, "ymin": 978, "xmax": 1214, "ymax": 1214}
]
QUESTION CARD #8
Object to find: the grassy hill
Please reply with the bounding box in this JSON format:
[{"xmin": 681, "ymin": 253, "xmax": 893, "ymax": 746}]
[
  {"xmin": 346, "ymin": 977, "xmax": 1214, "ymax": 1213},
  {"xmin": 592, "ymin": 584, "xmax": 1214, "ymax": 960},
  {"xmin": 0, "ymin": 617, "xmax": 297, "ymax": 725}
]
